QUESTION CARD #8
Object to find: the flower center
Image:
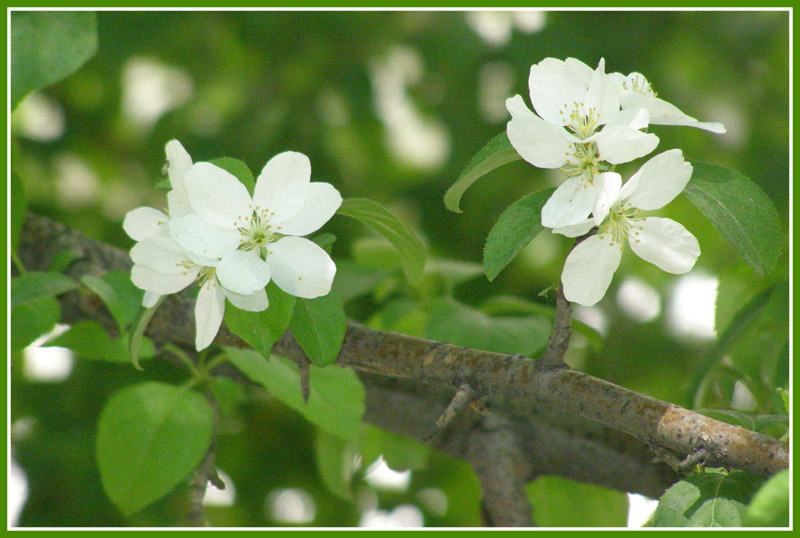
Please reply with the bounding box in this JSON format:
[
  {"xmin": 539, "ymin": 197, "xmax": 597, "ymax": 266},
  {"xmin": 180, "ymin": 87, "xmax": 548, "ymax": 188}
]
[
  {"xmin": 622, "ymin": 75, "xmax": 657, "ymax": 98},
  {"xmin": 198, "ymin": 266, "xmax": 217, "ymax": 285},
  {"xmin": 561, "ymin": 142, "xmax": 610, "ymax": 183},
  {"xmin": 236, "ymin": 206, "xmax": 280, "ymax": 253},
  {"xmin": 597, "ymin": 202, "xmax": 645, "ymax": 249},
  {"xmin": 559, "ymin": 101, "xmax": 602, "ymax": 139}
]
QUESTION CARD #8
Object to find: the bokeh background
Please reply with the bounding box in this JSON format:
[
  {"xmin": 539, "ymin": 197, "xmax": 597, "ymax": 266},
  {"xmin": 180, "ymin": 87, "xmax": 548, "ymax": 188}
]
[{"xmin": 11, "ymin": 10, "xmax": 789, "ymax": 527}]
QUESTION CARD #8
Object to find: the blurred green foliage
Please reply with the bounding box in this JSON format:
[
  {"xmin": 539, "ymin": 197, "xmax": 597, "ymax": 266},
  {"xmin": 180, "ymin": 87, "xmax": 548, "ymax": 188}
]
[{"xmin": 11, "ymin": 10, "xmax": 789, "ymax": 527}]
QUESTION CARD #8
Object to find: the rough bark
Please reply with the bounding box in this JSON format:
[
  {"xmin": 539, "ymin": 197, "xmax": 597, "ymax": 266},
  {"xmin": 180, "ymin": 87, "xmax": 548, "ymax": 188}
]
[{"xmin": 17, "ymin": 214, "xmax": 789, "ymax": 524}]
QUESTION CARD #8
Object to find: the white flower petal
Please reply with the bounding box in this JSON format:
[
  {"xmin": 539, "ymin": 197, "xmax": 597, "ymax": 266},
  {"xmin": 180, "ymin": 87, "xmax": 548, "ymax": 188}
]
[
  {"xmin": 625, "ymin": 149, "xmax": 692, "ymax": 210},
  {"xmin": 142, "ymin": 291, "xmax": 161, "ymax": 308},
  {"xmin": 123, "ymin": 207, "xmax": 169, "ymax": 241},
  {"xmin": 529, "ymin": 58, "xmax": 590, "ymax": 125},
  {"xmin": 584, "ymin": 58, "xmax": 620, "ymax": 125},
  {"xmin": 592, "ymin": 172, "xmax": 622, "ymax": 225},
  {"xmin": 593, "ymin": 125, "xmax": 659, "ymax": 164},
  {"xmin": 622, "ymin": 91, "xmax": 725, "ymax": 133},
  {"xmin": 165, "ymin": 140, "xmax": 193, "ymax": 191},
  {"xmin": 166, "ymin": 189, "xmax": 194, "ymax": 220},
  {"xmin": 272, "ymin": 182, "xmax": 342, "ymax": 235},
  {"xmin": 564, "ymin": 57, "xmax": 594, "ymax": 84},
  {"xmin": 223, "ymin": 287, "xmax": 269, "ymax": 312},
  {"xmin": 131, "ymin": 264, "xmax": 197, "ymax": 295},
  {"xmin": 561, "ymin": 234, "xmax": 622, "ymax": 306},
  {"xmin": 629, "ymin": 217, "xmax": 700, "ymax": 274},
  {"xmin": 541, "ymin": 176, "xmax": 599, "ymax": 229},
  {"xmin": 185, "ymin": 162, "xmax": 253, "ymax": 227},
  {"xmin": 253, "ymin": 151, "xmax": 311, "ymax": 225},
  {"xmin": 216, "ymin": 249, "xmax": 271, "ymax": 296},
  {"xmin": 605, "ymin": 107, "xmax": 650, "ymax": 130},
  {"xmin": 130, "ymin": 236, "xmax": 191, "ymax": 274},
  {"xmin": 506, "ymin": 95, "xmax": 571, "ymax": 169},
  {"xmin": 266, "ymin": 236, "xmax": 336, "ymax": 298},
  {"xmin": 169, "ymin": 214, "xmax": 241, "ymax": 260},
  {"xmin": 552, "ymin": 218, "xmax": 595, "ymax": 238},
  {"xmin": 195, "ymin": 280, "xmax": 225, "ymax": 351}
]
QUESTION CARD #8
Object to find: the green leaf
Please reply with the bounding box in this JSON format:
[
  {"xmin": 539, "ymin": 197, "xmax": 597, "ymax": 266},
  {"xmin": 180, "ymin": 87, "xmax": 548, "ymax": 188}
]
[
  {"xmin": 223, "ymin": 282, "xmax": 295, "ymax": 359},
  {"xmin": 11, "ymin": 171, "xmax": 27, "ymax": 251},
  {"xmin": 47, "ymin": 249, "xmax": 83, "ymax": 273},
  {"xmin": 684, "ymin": 162, "xmax": 782, "ymax": 277},
  {"xmin": 315, "ymin": 430, "xmax": 355, "ymax": 501},
  {"xmin": 207, "ymin": 376, "xmax": 243, "ymax": 419},
  {"xmin": 11, "ymin": 296, "xmax": 60, "ymax": 353},
  {"xmin": 778, "ymin": 388, "xmax": 788, "ymax": 415},
  {"xmin": 46, "ymin": 320, "xmax": 155, "ymax": 363},
  {"xmin": 11, "ymin": 271, "xmax": 79, "ymax": 308},
  {"xmin": 743, "ymin": 469, "xmax": 789, "ymax": 527},
  {"xmin": 527, "ymin": 476, "xmax": 629, "ymax": 527},
  {"xmin": 312, "ymin": 232, "xmax": 337, "ymax": 254},
  {"xmin": 337, "ymin": 198, "xmax": 426, "ymax": 280},
  {"xmin": 289, "ymin": 291, "xmax": 346, "ymax": 367},
  {"xmin": 479, "ymin": 294, "xmax": 604, "ymax": 352},
  {"xmin": 483, "ymin": 188, "xmax": 556, "ymax": 281},
  {"xmin": 225, "ymin": 348, "xmax": 365, "ymax": 439},
  {"xmin": 653, "ymin": 470, "xmax": 763, "ymax": 527},
  {"xmin": 11, "ymin": 11, "xmax": 98, "ymax": 110},
  {"xmin": 128, "ymin": 298, "xmax": 163, "ymax": 371},
  {"xmin": 96, "ymin": 382, "xmax": 214, "ymax": 516},
  {"xmin": 426, "ymin": 297, "xmax": 550, "ymax": 357},
  {"xmin": 357, "ymin": 423, "xmax": 429, "ymax": 472},
  {"xmin": 208, "ymin": 157, "xmax": 254, "ymax": 195},
  {"xmin": 444, "ymin": 131, "xmax": 521, "ymax": 213},
  {"xmin": 81, "ymin": 271, "xmax": 144, "ymax": 331}
]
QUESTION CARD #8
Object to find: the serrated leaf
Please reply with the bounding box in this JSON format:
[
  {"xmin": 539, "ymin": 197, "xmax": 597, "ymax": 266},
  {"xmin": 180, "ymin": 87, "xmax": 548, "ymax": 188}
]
[
  {"xmin": 11, "ymin": 296, "xmax": 60, "ymax": 353},
  {"xmin": 743, "ymin": 469, "xmax": 789, "ymax": 527},
  {"xmin": 337, "ymin": 198, "xmax": 426, "ymax": 280},
  {"xmin": 11, "ymin": 171, "xmax": 27, "ymax": 251},
  {"xmin": 11, "ymin": 271, "xmax": 79, "ymax": 308},
  {"xmin": 289, "ymin": 291, "xmax": 346, "ymax": 367},
  {"xmin": 653, "ymin": 470, "xmax": 763, "ymax": 527},
  {"xmin": 444, "ymin": 131, "xmax": 522, "ymax": 213},
  {"xmin": 46, "ymin": 320, "xmax": 155, "ymax": 363},
  {"xmin": 223, "ymin": 282, "xmax": 295, "ymax": 359},
  {"xmin": 315, "ymin": 430, "xmax": 355, "ymax": 501},
  {"xmin": 483, "ymin": 188, "xmax": 555, "ymax": 281},
  {"xmin": 81, "ymin": 271, "xmax": 144, "ymax": 331},
  {"xmin": 684, "ymin": 162, "xmax": 782, "ymax": 277},
  {"xmin": 96, "ymin": 382, "xmax": 214, "ymax": 516},
  {"xmin": 225, "ymin": 348, "xmax": 364, "ymax": 439},
  {"xmin": 208, "ymin": 157, "xmax": 255, "ymax": 195},
  {"xmin": 527, "ymin": 476, "xmax": 629, "ymax": 527},
  {"xmin": 11, "ymin": 11, "xmax": 97, "ymax": 110}
]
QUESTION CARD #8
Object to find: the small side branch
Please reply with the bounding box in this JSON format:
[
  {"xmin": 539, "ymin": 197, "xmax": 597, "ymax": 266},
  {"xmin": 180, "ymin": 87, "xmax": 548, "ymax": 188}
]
[
  {"xmin": 185, "ymin": 442, "xmax": 219, "ymax": 527},
  {"xmin": 423, "ymin": 382, "xmax": 474, "ymax": 441},
  {"xmin": 538, "ymin": 284, "xmax": 572, "ymax": 371}
]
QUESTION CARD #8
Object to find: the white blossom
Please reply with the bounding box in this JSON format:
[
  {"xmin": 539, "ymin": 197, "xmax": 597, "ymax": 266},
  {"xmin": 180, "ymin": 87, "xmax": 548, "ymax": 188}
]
[
  {"xmin": 123, "ymin": 140, "xmax": 269, "ymax": 350},
  {"xmin": 505, "ymin": 57, "xmax": 659, "ymax": 228},
  {"xmin": 169, "ymin": 151, "xmax": 341, "ymax": 299},
  {"xmin": 559, "ymin": 149, "xmax": 701, "ymax": 306}
]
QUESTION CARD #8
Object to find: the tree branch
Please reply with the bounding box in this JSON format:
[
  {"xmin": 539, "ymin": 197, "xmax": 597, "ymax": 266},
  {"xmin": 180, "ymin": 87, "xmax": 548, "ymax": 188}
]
[{"xmin": 17, "ymin": 214, "xmax": 787, "ymax": 503}]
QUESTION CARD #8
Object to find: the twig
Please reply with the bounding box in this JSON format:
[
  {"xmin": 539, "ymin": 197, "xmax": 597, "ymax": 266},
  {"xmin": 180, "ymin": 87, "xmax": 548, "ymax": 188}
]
[
  {"xmin": 422, "ymin": 382, "xmax": 474, "ymax": 441},
  {"xmin": 538, "ymin": 284, "xmax": 571, "ymax": 371},
  {"xmin": 299, "ymin": 356, "xmax": 311, "ymax": 404},
  {"xmin": 185, "ymin": 441, "xmax": 216, "ymax": 527}
]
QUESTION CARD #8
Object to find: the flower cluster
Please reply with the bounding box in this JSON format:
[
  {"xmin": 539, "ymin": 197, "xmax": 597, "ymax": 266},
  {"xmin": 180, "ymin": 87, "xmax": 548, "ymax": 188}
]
[
  {"xmin": 506, "ymin": 57, "xmax": 723, "ymax": 306},
  {"xmin": 124, "ymin": 141, "xmax": 341, "ymax": 350}
]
